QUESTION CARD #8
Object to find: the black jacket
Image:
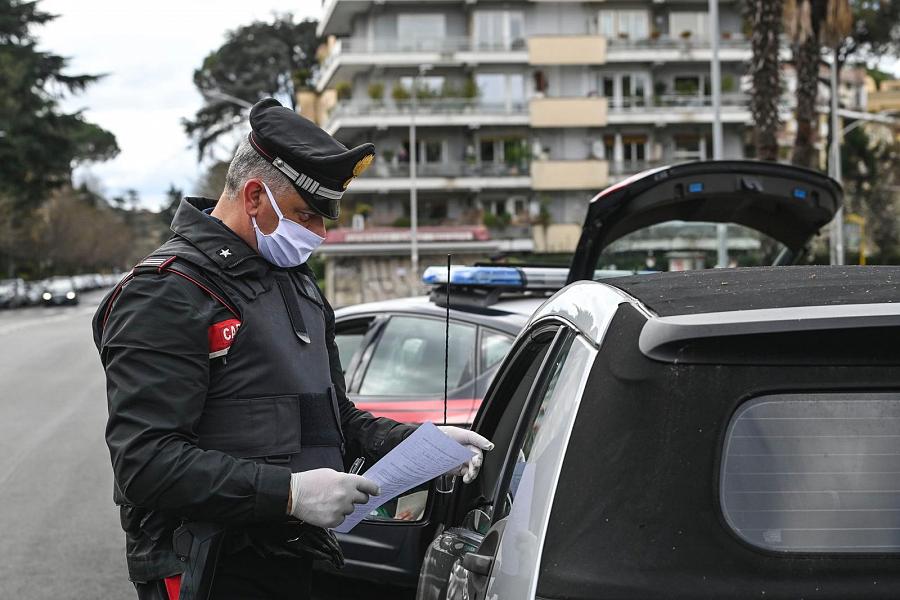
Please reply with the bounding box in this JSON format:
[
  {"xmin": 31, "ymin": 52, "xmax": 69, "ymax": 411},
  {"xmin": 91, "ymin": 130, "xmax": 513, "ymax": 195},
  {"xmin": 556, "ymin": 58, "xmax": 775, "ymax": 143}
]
[{"xmin": 93, "ymin": 197, "xmax": 415, "ymax": 582}]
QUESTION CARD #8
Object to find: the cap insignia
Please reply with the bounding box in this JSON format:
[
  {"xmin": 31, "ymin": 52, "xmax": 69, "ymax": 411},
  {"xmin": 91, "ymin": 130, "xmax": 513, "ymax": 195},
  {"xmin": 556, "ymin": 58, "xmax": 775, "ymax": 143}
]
[{"xmin": 353, "ymin": 154, "xmax": 375, "ymax": 177}]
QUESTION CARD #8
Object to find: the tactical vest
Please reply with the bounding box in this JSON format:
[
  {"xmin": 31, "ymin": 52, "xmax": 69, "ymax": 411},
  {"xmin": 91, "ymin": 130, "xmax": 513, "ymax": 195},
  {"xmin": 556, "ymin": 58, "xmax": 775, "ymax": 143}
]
[{"xmin": 102, "ymin": 238, "xmax": 345, "ymax": 474}]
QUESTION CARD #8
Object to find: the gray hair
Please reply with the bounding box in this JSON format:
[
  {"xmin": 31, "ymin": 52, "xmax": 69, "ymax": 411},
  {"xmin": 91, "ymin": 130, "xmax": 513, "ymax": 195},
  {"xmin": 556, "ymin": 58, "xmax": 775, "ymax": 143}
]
[{"xmin": 223, "ymin": 138, "xmax": 295, "ymax": 200}]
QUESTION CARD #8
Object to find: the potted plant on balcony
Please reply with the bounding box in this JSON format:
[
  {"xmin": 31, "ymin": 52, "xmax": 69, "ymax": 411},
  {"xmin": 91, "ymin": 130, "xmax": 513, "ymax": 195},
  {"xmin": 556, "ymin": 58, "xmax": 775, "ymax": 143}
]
[
  {"xmin": 721, "ymin": 74, "xmax": 736, "ymax": 94},
  {"xmin": 680, "ymin": 30, "xmax": 692, "ymax": 41},
  {"xmin": 650, "ymin": 28, "xmax": 662, "ymax": 42},
  {"xmin": 617, "ymin": 31, "xmax": 630, "ymax": 41},
  {"xmin": 461, "ymin": 76, "xmax": 479, "ymax": 112},
  {"xmin": 721, "ymin": 30, "xmax": 733, "ymax": 41},
  {"xmin": 335, "ymin": 81, "xmax": 352, "ymax": 101},
  {"xmin": 367, "ymin": 82, "xmax": 384, "ymax": 104},
  {"xmin": 391, "ymin": 82, "xmax": 411, "ymax": 103}
]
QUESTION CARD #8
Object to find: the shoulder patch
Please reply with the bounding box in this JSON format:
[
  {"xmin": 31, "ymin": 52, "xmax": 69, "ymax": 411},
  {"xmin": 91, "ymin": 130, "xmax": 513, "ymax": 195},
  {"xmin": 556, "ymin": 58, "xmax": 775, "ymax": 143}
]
[{"xmin": 208, "ymin": 318, "xmax": 242, "ymax": 359}]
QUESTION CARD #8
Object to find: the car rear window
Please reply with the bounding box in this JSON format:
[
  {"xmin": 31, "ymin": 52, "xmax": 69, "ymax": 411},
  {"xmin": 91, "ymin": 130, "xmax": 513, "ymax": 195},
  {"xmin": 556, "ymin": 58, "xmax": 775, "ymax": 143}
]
[{"xmin": 721, "ymin": 393, "xmax": 900, "ymax": 553}]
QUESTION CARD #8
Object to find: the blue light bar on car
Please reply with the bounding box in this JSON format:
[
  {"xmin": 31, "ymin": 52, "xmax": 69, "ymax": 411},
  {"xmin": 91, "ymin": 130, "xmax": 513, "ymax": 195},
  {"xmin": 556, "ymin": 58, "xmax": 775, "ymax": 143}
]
[
  {"xmin": 793, "ymin": 187, "xmax": 808, "ymax": 199},
  {"xmin": 422, "ymin": 266, "xmax": 524, "ymax": 287},
  {"xmin": 688, "ymin": 182, "xmax": 704, "ymax": 193}
]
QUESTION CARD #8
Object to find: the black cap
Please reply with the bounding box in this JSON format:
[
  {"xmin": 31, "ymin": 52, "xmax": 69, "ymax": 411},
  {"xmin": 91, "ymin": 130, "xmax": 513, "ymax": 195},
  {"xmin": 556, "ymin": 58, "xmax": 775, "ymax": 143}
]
[{"xmin": 247, "ymin": 97, "xmax": 375, "ymax": 220}]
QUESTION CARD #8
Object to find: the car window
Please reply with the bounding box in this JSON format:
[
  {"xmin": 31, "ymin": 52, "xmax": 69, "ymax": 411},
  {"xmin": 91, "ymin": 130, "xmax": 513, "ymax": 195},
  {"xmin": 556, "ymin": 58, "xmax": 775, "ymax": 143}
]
[
  {"xmin": 334, "ymin": 318, "xmax": 375, "ymax": 375},
  {"xmin": 721, "ymin": 392, "xmax": 900, "ymax": 553},
  {"xmin": 486, "ymin": 334, "xmax": 596, "ymax": 599},
  {"xmin": 358, "ymin": 316, "xmax": 476, "ymax": 396},
  {"xmin": 480, "ymin": 329, "xmax": 515, "ymax": 373}
]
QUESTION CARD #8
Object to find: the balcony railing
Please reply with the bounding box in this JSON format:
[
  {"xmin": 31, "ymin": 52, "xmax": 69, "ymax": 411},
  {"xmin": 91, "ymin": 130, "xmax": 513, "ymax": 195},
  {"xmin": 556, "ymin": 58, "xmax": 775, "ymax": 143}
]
[
  {"xmin": 365, "ymin": 161, "xmax": 530, "ymax": 179},
  {"xmin": 339, "ymin": 37, "xmax": 526, "ymax": 54},
  {"xmin": 607, "ymin": 93, "xmax": 750, "ymax": 111},
  {"xmin": 328, "ymin": 99, "xmax": 528, "ymax": 120},
  {"xmin": 606, "ymin": 34, "xmax": 749, "ymax": 50},
  {"xmin": 319, "ymin": 37, "xmax": 526, "ymax": 77}
]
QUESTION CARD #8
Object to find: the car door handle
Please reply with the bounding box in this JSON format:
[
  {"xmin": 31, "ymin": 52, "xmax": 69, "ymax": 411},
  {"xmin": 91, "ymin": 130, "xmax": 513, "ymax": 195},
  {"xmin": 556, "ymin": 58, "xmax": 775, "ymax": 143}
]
[{"xmin": 462, "ymin": 552, "xmax": 493, "ymax": 576}]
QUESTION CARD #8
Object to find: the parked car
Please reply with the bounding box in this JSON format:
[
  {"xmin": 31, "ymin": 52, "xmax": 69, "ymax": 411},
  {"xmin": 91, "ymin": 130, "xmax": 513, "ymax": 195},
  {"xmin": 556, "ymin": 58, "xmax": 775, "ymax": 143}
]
[
  {"xmin": 324, "ymin": 160, "xmax": 844, "ymax": 590},
  {"xmin": 415, "ymin": 264, "xmax": 900, "ymax": 600},
  {"xmin": 0, "ymin": 278, "xmax": 27, "ymax": 309},
  {"xmin": 41, "ymin": 277, "xmax": 79, "ymax": 306}
]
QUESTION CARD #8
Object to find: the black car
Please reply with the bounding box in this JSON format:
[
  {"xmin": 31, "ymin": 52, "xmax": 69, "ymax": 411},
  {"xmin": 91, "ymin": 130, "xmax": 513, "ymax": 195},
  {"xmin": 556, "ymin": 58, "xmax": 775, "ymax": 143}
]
[
  {"xmin": 415, "ymin": 265, "xmax": 900, "ymax": 600},
  {"xmin": 41, "ymin": 277, "xmax": 79, "ymax": 306},
  {"xmin": 323, "ymin": 160, "xmax": 847, "ymax": 592}
]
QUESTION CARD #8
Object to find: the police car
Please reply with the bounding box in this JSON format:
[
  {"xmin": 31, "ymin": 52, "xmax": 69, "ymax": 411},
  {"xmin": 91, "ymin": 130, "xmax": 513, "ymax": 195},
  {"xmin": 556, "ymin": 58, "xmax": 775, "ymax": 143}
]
[
  {"xmin": 325, "ymin": 160, "xmax": 847, "ymax": 591},
  {"xmin": 334, "ymin": 267, "xmax": 600, "ymax": 426}
]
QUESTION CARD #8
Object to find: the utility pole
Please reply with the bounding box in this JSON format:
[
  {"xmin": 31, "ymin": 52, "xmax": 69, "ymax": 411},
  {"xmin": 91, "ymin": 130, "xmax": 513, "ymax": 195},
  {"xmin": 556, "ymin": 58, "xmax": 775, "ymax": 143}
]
[
  {"xmin": 709, "ymin": 0, "xmax": 728, "ymax": 268},
  {"xmin": 409, "ymin": 64, "xmax": 431, "ymax": 288},
  {"xmin": 829, "ymin": 48, "xmax": 844, "ymax": 266}
]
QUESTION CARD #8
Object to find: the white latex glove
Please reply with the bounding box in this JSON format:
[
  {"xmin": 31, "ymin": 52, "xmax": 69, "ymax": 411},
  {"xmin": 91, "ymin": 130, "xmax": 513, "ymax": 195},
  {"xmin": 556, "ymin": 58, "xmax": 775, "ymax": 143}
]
[
  {"xmin": 437, "ymin": 426, "xmax": 495, "ymax": 484},
  {"xmin": 288, "ymin": 468, "xmax": 380, "ymax": 528}
]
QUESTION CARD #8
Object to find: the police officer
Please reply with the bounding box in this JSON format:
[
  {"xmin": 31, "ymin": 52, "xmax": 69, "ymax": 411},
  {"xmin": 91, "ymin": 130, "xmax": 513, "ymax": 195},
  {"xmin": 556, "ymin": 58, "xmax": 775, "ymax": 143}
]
[{"xmin": 92, "ymin": 98, "xmax": 493, "ymax": 600}]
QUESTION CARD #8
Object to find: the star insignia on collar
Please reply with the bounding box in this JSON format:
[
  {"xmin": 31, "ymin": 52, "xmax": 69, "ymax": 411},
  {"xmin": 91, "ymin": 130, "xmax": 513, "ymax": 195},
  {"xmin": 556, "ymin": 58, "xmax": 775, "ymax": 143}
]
[{"xmin": 219, "ymin": 248, "xmax": 232, "ymax": 258}]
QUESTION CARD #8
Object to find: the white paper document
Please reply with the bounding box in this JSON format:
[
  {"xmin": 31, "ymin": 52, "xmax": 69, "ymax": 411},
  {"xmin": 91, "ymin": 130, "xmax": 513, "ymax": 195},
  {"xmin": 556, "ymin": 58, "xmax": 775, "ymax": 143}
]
[{"xmin": 334, "ymin": 422, "xmax": 474, "ymax": 533}]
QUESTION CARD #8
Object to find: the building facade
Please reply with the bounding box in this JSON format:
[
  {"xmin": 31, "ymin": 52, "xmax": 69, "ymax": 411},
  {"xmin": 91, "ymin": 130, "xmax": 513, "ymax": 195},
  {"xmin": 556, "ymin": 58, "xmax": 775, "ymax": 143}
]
[{"xmin": 313, "ymin": 0, "xmax": 751, "ymax": 247}]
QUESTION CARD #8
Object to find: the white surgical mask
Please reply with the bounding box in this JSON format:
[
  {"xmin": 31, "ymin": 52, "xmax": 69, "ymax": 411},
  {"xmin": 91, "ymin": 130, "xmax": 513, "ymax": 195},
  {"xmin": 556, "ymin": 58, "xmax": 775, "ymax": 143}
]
[{"xmin": 252, "ymin": 182, "xmax": 325, "ymax": 267}]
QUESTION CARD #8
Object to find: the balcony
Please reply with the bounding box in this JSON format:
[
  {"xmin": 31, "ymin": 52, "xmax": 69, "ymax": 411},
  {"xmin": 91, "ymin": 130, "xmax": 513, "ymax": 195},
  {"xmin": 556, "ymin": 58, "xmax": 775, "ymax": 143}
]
[
  {"xmin": 323, "ymin": 99, "xmax": 529, "ymax": 135},
  {"xmin": 531, "ymin": 160, "xmax": 609, "ymax": 191},
  {"xmin": 530, "ymin": 97, "xmax": 609, "ymax": 128},
  {"xmin": 605, "ymin": 34, "xmax": 752, "ymax": 63},
  {"xmin": 346, "ymin": 161, "xmax": 532, "ymax": 194},
  {"xmin": 527, "ymin": 35, "xmax": 607, "ymax": 65},
  {"xmin": 316, "ymin": 37, "xmax": 527, "ymax": 91},
  {"xmin": 606, "ymin": 94, "xmax": 751, "ymax": 124}
]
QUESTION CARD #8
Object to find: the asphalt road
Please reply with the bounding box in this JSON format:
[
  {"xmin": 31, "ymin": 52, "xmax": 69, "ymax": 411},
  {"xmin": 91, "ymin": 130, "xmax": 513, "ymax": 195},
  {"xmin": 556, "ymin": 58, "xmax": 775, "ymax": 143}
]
[
  {"xmin": 0, "ymin": 291, "xmax": 414, "ymax": 600},
  {"xmin": 0, "ymin": 291, "xmax": 131, "ymax": 599}
]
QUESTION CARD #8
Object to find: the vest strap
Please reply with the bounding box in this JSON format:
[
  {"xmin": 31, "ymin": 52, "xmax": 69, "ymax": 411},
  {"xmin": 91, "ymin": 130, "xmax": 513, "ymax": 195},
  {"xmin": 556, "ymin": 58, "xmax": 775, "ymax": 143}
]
[{"xmin": 100, "ymin": 255, "xmax": 240, "ymax": 334}]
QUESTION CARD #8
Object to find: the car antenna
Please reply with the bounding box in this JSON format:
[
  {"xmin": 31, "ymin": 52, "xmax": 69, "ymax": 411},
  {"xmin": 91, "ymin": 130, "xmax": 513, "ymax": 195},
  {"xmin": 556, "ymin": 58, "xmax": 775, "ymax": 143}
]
[{"xmin": 443, "ymin": 253, "xmax": 451, "ymax": 426}]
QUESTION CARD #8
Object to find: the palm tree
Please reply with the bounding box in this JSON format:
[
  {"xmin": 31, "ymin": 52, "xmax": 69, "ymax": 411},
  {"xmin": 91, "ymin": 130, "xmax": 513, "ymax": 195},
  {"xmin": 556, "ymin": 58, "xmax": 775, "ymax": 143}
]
[
  {"xmin": 745, "ymin": 0, "xmax": 784, "ymax": 161},
  {"xmin": 785, "ymin": 0, "xmax": 852, "ymax": 169}
]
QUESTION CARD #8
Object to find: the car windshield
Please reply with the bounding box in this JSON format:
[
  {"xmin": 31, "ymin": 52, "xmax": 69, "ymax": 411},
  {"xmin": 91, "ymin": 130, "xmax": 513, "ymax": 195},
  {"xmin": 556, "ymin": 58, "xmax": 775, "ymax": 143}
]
[{"xmin": 47, "ymin": 279, "xmax": 74, "ymax": 293}]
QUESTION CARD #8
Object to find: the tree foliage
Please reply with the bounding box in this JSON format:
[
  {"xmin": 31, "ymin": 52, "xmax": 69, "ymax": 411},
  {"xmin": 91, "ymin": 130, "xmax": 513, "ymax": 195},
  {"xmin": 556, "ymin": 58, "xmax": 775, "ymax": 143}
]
[
  {"xmin": 0, "ymin": 0, "xmax": 119, "ymax": 215},
  {"xmin": 841, "ymin": 126, "xmax": 900, "ymax": 262},
  {"xmin": 744, "ymin": 0, "xmax": 784, "ymax": 161},
  {"xmin": 183, "ymin": 15, "xmax": 319, "ymax": 160}
]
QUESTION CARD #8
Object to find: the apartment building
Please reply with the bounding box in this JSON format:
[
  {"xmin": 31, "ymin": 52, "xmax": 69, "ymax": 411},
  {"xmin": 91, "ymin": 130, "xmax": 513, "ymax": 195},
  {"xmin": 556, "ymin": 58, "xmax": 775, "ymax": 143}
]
[
  {"xmin": 314, "ymin": 0, "xmax": 750, "ymax": 227},
  {"xmin": 310, "ymin": 0, "xmax": 754, "ymax": 302}
]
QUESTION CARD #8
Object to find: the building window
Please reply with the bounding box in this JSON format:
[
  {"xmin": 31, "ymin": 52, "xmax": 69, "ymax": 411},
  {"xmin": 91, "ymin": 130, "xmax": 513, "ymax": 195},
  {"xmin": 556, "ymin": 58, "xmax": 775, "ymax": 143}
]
[
  {"xmin": 399, "ymin": 76, "xmax": 445, "ymax": 99},
  {"xmin": 598, "ymin": 9, "xmax": 650, "ymax": 40},
  {"xmin": 475, "ymin": 73, "xmax": 525, "ymax": 109},
  {"xmin": 669, "ymin": 12, "xmax": 709, "ymax": 39},
  {"xmin": 473, "ymin": 11, "xmax": 525, "ymax": 50},
  {"xmin": 400, "ymin": 140, "xmax": 445, "ymax": 164},
  {"xmin": 397, "ymin": 14, "xmax": 446, "ymax": 48}
]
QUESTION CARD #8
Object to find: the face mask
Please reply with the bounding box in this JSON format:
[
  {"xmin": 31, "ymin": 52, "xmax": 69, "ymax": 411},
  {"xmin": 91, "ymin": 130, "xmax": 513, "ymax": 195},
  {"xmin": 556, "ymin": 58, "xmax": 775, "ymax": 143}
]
[{"xmin": 252, "ymin": 182, "xmax": 325, "ymax": 268}]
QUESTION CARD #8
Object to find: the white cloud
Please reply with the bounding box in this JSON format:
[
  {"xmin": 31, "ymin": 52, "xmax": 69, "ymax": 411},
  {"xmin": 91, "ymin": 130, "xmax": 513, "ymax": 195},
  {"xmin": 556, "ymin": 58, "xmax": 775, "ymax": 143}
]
[{"xmin": 39, "ymin": 0, "xmax": 321, "ymax": 210}]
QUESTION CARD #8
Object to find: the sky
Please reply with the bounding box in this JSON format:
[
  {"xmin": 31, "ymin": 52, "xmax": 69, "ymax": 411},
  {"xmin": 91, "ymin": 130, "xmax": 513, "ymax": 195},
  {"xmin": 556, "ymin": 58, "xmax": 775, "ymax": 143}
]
[{"xmin": 40, "ymin": 0, "xmax": 322, "ymax": 210}]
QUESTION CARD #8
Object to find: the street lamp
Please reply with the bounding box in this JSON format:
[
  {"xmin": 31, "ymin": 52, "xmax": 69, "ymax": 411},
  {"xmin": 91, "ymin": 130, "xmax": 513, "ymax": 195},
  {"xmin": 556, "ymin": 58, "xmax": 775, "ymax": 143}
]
[
  {"xmin": 709, "ymin": 0, "xmax": 728, "ymax": 268},
  {"xmin": 409, "ymin": 63, "xmax": 432, "ymax": 288}
]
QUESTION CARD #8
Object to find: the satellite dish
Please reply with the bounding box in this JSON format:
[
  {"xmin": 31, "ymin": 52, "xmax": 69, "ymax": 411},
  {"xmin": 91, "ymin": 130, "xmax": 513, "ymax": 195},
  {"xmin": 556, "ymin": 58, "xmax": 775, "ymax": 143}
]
[{"xmin": 591, "ymin": 140, "xmax": 605, "ymax": 160}]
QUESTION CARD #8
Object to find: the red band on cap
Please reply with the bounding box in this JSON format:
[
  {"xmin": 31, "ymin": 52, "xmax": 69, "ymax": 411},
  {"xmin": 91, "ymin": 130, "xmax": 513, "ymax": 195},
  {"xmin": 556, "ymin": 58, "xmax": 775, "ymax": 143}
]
[{"xmin": 248, "ymin": 132, "xmax": 274, "ymax": 161}]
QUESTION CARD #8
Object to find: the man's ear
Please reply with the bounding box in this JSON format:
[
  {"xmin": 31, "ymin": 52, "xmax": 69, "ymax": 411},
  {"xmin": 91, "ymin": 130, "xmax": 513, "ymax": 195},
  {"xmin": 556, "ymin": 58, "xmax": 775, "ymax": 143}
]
[{"xmin": 242, "ymin": 179, "xmax": 264, "ymax": 217}]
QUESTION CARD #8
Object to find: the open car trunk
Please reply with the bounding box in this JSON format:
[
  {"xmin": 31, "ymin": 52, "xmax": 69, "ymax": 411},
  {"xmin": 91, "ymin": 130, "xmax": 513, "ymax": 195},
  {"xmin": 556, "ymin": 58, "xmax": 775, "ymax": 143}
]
[{"xmin": 567, "ymin": 160, "xmax": 843, "ymax": 283}]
